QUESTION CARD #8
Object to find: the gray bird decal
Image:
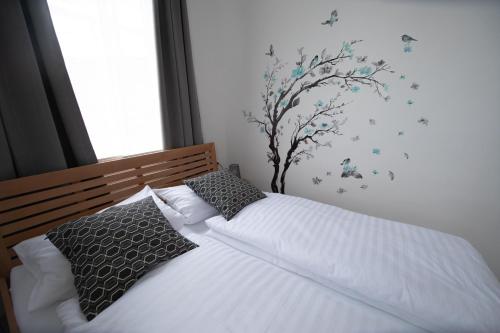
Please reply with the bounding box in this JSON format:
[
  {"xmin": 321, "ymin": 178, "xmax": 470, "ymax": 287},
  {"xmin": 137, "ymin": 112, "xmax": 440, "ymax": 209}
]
[
  {"xmin": 309, "ymin": 55, "xmax": 319, "ymax": 68},
  {"xmin": 322, "ymin": 10, "xmax": 339, "ymax": 27},
  {"xmin": 340, "ymin": 158, "xmax": 363, "ymax": 179},
  {"xmin": 401, "ymin": 34, "xmax": 417, "ymax": 42},
  {"xmin": 265, "ymin": 44, "xmax": 274, "ymax": 57},
  {"xmin": 388, "ymin": 170, "xmax": 395, "ymax": 181},
  {"xmin": 410, "ymin": 82, "xmax": 419, "ymax": 90},
  {"xmin": 417, "ymin": 117, "xmax": 429, "ymax": 126},
  {"xmin": 337, "ymin": 187, "xmax": 347, "ymax": 194}
]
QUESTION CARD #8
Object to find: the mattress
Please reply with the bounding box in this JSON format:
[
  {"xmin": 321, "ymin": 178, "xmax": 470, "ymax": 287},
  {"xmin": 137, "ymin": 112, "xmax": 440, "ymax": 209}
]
[{"xmin": 10, "ymin": 265, "xmax": 64, "ymax": 333}]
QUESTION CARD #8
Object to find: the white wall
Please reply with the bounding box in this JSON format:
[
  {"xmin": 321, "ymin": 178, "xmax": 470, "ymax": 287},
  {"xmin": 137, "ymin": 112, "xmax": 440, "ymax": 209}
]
[{"xmin": 188, "ymin": 0, "xmax": 500, "ymax": 277}]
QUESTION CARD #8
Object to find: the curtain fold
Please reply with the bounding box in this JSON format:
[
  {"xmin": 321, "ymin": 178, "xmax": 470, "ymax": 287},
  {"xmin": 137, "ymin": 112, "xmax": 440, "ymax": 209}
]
[
  {"xmin": 0, "ymin": 0, "xmax": 97, "ymax": 181},
  {"xmin": 154, "ymin": 0, "xmax": 203, "ymax": 149}
]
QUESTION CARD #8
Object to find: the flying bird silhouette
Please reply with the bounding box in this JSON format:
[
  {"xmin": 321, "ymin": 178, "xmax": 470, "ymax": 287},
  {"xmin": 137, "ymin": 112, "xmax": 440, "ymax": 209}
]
[
  {"xmin": 340, "ymin": 158, "xmax": 363, "ymax": 179},
  {"xmin": 322, "ymin": 10, "xmax": 339, "ymax": 27},
  {"xmin": 401, "ymin": 34, "xmax": 417, "ymax": 42},
  {"xmin": 418, "ymin": 117, "xmax": 429, "ymax": 126},
  {"xmin": 388, "ymin": 171, "xmax": 395, "ymax": 181},
  {"xmin": 411, "ymin": 82, "xmax": 419, "ymax": 90},
  {"xmin": 265, "ymin": 44, "xmax": 274, "ymax": 57}
]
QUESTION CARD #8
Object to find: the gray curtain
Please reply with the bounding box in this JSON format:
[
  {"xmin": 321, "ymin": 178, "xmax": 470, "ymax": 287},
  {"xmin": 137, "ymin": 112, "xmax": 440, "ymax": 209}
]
[
  {"xmin": 154, "ymin": 0, "xmax": 203, "ymax": 149},
  {"xmin": 0, "ymin": 0, "xmax": 97, "ymax": 181}
]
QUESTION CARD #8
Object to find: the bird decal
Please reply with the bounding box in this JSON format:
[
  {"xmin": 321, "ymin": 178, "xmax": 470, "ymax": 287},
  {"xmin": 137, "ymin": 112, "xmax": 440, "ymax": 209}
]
[
  {"xmin": 410, "ymin": 82, "xmax": 419, "ymax": 90},
  {"xmin": 369, "ymin": 118, "xmax": 376, "ymax": 125},
  {"xmin": 401, "ymin": 34, "xmax": 417, "ymax": 53},
  {"xmin": 360, "ymin": 184, "xmax": 368, "ymax": 190},
  {"xmin": 326, "ymin": 171, "xmax": 332, "ymax": 176},
  {"xmin": 337, "ymin": 187, "xmax": 347, "ymax": 194},
  {"xmin": 404, "ymin": 152, "xmax": 409, "ymax": 159},
  {"xmin": 388, "ymin": 170, "xmax": 395, "ymax": 181},
  {"xmin": 351, "ymin": 135, "xmax": 360, "ymax": 142},
  {"xmin": 340, "ymin": 158, "xmax": 363, "ymax": 179},
  {"xmin": 322, "ymin": 10, "xmax": 339, "ymax": 27},
  {"xmin": 401, "ymin": 34, "xmax": 417, "ymax": 43},
  {"xmin": 417, "ymin": 117, "xmax": 429, "ymax": 126},
  {"xmin": 265, "ymin": 44, "xmax": 274, "ymax": 57},
  {"xmin": 309, "ymin": 55, "xmax": 319, "ymax": 69}
]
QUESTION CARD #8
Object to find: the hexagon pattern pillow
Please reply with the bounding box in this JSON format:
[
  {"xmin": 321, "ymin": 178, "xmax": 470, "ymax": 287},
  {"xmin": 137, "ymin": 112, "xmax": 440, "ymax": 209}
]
[
  {"xmin": 47, "ymin": 196, "xmax": 198, "ymax": 320},
  {"xmin": 184, "ymin": 170, "xmax": 266, "ymax": 220}
]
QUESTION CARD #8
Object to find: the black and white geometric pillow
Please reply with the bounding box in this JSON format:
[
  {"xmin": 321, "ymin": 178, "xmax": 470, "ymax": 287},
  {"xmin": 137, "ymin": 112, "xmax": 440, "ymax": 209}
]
[
  {"xmin": 184, "ymin": 170, "xmax": 266, "ymax": 220},
  {"xmin": 46, "ymin": 196, "xmax": 198, "ymax": 320}
]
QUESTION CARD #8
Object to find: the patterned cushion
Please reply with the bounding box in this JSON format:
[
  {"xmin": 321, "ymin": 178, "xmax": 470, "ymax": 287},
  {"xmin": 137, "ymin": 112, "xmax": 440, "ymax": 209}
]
[
  {"xmin": 46, "ymin": 197, "xmax": 198, "ymax": 320},
  {"xmin": 184, "ymin": 170, "xmax": 266, "ymax": 220}
]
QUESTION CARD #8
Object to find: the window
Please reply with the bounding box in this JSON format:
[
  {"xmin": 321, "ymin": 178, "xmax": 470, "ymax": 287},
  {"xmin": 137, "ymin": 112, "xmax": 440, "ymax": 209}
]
[{"xmin": 48, "ymin": 0, "xmax": 162, "ymax": 159}]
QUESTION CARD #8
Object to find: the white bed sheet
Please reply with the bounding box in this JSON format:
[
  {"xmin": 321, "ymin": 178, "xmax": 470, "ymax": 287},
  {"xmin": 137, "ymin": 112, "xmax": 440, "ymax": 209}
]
[
  {"xmin": 56, "ymin": 223, "xmax": 425, "ymax": 333},
  {"xmin": 10, "ymin": 265, "xmax": 64, "ymax": 333},
  {"xmin": 206, "ymin": 193, "xmax": 500, "ymax": 333}
]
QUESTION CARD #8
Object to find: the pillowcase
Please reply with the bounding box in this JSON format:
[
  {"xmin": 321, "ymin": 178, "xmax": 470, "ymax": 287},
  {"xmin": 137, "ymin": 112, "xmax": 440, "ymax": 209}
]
[
  {"xmin": 154, "ymin": 185, "xmax": 218, "ymax": 224},
  {"xmin": 184, "ymin": 170, "xmax": 266, "ymax": 220},
  {"xmin": 119, "ymin": 185, "xmax": 188, "ymax": 230},
  {"xmin": 13, "ymin": 235, "xmax": 77, "ymax": 311},
  {"xmin": 13, "ymin": 185, "xmax": 185, "ymax": 312},
  {"xmin": 46, "ymin": 196, "xmax": 198, "ymax": 320}
]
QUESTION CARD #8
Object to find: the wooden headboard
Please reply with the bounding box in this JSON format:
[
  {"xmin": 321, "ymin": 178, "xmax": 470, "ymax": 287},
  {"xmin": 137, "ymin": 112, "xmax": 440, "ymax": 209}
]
[{"xmin": 0, "ymin": 143, "xmax": 217, "ymax": 279}]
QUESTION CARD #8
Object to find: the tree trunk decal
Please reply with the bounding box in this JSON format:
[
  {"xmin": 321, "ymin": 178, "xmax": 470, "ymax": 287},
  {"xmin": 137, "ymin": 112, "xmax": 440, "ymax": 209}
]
[{"xmin": 243, "ymin": 40, "xmax": 393, "ymax": 193}]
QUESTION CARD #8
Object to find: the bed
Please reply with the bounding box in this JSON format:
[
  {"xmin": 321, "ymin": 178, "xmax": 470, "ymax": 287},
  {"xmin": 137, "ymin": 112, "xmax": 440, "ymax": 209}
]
[{"xmin": 1, "ymin": 143, "xmax": 499, "ymax": 333}]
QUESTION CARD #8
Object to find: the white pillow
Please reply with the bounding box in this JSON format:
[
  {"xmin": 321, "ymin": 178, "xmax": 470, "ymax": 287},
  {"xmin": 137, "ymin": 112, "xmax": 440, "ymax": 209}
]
[
  {"xmin": 14, "ymin": 185, "xmax": 185, "ymax": 312},
  {"xmin": 13, "ymin": 235, "xmax": 77, "ymax": 312},
  {"xmin": 154, "ymin": 185, "xmax": 219, "ymax": 224},
  {"xmin": 115, "ymin": 186, "xmax": 187, "ymax": 231}
]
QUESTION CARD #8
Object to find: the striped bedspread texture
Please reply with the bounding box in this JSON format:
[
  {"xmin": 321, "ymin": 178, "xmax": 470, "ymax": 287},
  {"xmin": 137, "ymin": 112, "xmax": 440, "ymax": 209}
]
[{"xmin": 206, "ymin": 193, "xmax": 500, "ymax": 333}]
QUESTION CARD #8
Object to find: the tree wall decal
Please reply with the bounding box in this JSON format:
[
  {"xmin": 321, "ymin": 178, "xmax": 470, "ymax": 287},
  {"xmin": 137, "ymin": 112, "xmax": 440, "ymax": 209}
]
[{"xmin": 243, "ymin": 40, "xmax": 394, "ymax": 193}]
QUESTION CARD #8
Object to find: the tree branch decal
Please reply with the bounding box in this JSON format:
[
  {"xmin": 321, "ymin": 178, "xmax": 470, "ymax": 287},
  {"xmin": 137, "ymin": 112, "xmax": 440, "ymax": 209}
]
[{"xmin": 243, "ymin": 40, "xmax": 394, "ymax": 193}]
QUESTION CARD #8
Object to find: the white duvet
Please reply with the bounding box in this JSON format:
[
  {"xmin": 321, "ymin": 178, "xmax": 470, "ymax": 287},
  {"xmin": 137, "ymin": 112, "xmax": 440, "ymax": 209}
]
[
  {"xmin": 57, "ymin": 232, "xmax": 425, "ymax": 333},
  {"xmin": 206, "ymin": 193, "xmax": 500, "ymax": 333}
]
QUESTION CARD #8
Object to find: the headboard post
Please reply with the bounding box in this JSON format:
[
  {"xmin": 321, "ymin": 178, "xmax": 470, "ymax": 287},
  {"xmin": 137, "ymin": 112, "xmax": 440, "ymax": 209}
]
[
  {"xmin": 0, "ymin": 237, "xmax": 12, "ymax": 279},
  {"xmin": 0, "ymin": 143, "xmax": 217, "ymax": 279}
]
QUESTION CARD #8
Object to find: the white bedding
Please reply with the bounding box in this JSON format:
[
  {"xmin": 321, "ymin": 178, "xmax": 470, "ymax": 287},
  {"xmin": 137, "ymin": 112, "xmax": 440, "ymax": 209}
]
[
  {"xmin": 55, "ymin": 224, "xmax": 425, "ymax": 333},
  {"xmin": 10, "ymin": 265, "xmax": 64, "ymax": 333},
  {"xmin": 206, "ymin": 193, "xmax": 500, "ymax": 333}
]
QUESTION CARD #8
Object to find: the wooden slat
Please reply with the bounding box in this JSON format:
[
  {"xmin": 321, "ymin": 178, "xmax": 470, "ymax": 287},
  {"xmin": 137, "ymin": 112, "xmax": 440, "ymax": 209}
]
[
  {"xmin": 0, "ymin": 152, "xmax": 210, "ymax": 212},
  {"xmin": 0, "ymin": 143, "xmax": 217, "ymax": 333},
  {"xmin": 1, "ymin": 163, "xmax": 212, "ymax": 236},
  {"xmin": 0, "ymin": 143, "xmax": 213, "ymax": 199},
  {"xmin": 0, "ymin": 157, "xmax": 210, "ymax": 223}
]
